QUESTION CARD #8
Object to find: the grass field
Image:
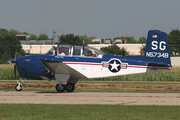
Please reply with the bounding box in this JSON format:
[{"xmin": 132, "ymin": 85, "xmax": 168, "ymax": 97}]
[
  {"xmin": 1, "ymin": 81, "xmax": 180, "ymax": 93},
  {"xmin": 0, "ymin": 64, "xmax": 180, "ymax": 120},
  {"xmin": 0, "ymin": 64, "xmax": 19, "ymax": 80},
  {"xmin": 0, "ymin": 104, "xmax": 179, "ymax": 120},
  {"xmin": 1, "ymin": 64, "xmax": 180, "ymax": 81},
  {"xmin": 0, "ymin": 81, "xmax": 180, "ymax": 120}
]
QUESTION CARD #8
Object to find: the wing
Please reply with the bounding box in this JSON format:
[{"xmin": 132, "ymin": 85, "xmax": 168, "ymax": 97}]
[{"xmin": 40, "ymin": 59, "xmax": 87, "ymax": 84}]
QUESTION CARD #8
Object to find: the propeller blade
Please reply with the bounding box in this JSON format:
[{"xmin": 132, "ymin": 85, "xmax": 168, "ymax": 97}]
[
  {"xmin": 14, "ymin": 64, "xmax": 16, "ymax": 80},
  {"xmin": 15, "ymin": 46, "xmax": 17, "ymax": 60},
  {"xmin": 14, "ymin": 46, "xmax": 17, "ymax": 80}
]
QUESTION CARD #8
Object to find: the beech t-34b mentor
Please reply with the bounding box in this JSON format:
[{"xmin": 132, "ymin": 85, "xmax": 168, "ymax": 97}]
[{"xmin": 9, "ymin": 30, "xmax": 172, "ymax": 92}]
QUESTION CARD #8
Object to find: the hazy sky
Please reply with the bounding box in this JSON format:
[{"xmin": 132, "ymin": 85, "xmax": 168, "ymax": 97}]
[{"xmin": 0, "ymin": 0, "xmax": 180, "ymax": 40}]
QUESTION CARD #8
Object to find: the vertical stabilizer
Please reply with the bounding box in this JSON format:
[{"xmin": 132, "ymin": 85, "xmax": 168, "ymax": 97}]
[{"xmin": 145, "ymin": 30, "xmax": 171, "ymax": 65}]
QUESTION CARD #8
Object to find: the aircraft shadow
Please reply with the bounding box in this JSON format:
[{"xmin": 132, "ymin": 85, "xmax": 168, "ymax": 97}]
[{"xmin": 36, "ymin": 92, "xmax": 77, "ymax": 94}]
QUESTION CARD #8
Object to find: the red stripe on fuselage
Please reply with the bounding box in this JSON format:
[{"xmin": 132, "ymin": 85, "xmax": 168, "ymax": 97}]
[
  {"xmin": 124, "ymin": 65, "xmax": 170, "ymax": 70},
  {"xmin": 64, "ymin": 62, "xmax": 170, "ymax": 70},
  {"xmin": 63, "ymin": 62, "xmax": 102, "ymax": 66}
]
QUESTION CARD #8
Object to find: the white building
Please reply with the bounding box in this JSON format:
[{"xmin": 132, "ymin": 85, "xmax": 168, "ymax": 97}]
[{"xmin": 22, "ymin": 44, "xmax": 145, "ymax": 55}]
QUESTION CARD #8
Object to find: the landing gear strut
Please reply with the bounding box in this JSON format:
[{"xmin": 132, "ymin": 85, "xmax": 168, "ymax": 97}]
[{"xmin": 15, "ymin": 78, "xmax": 23, "ymax": 91}]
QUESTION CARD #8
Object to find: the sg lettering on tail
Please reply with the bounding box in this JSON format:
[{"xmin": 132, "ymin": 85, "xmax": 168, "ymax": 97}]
[{"xmin": 146, "ymin": 41, "xmax": 169, "ymax": 58}]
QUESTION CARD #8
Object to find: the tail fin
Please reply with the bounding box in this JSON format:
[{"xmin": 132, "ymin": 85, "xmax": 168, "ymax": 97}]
[{"xmin": 145, "ymin": 30, "xmax": 171, "ymax": 65}]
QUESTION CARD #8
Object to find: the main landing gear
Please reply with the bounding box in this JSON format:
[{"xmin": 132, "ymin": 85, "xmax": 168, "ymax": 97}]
[
  {"xmin": 14, "ymin": 78, "xmax": 75, "ymax": 93},
  {"xmin": 15, "ymin": 78, "xmax": 23, "ymax": 91},
  {"xmin": 55, "ymin": 83, "xmax": 75, "ymax": 93}
]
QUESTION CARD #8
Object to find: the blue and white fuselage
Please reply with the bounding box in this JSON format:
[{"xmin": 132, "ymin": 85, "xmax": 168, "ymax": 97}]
[{"xmin": 13, "ymin": 30, "xmax": 172, "ymax": 92}]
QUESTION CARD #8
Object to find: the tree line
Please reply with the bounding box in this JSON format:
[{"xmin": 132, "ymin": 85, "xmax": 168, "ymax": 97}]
[
  {"xmin": 1, "ymin": 28, "xmax": 180, "ymax": 64},
  {"xmin": 1, "ymin": 29, "xmax": 52, "ymax": 40},
  {"xmin": 0, "ymin": 29, "xmax": 25, "ymax": 64},
  {"xmin": 0, "ymin": 28, "xmax": 148, "ymax": 43}
]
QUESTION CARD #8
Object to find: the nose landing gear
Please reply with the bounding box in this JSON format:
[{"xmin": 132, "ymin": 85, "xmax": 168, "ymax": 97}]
[{"xmin": 15, "ymin": 78, "xmax": 23, "ymax": 91}]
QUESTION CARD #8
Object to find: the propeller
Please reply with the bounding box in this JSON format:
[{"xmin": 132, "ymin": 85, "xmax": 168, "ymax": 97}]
[
  {"xmin": 7, "ymin": 46, "xmax": 18, "ymax": 80},
  {"xmin": 7, "ymin": 58, "xmax": 17, "ymax": 79},
  {"xmin": 13, "ymin": 47, "xmax": 17, "ymax": 80},
  {"xmin": 14, "ymin": 62, "xmax": 16, "ymax": 80}
]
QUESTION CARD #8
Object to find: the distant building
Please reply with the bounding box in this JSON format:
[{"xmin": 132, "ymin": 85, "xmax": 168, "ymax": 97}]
[
  {"xmin": 88, "ymin": 44, "xmax": 144, "ymax": 55},
  {"xmin": 20, "ymin": 40, "xmax": 53, "ymax": 45},
  {"xmin": 21, "ymin": 44, "xmax": 144, "ymax": 55},
  {"xmin": 105, "ymin": 40, "xmax": 111, "ymax": 44},
  {"xmin": 22, "ymin": 45, "xmax": 55, "ymax": 54},
  {"xmin": 18, "ymin": 36, "xmax": 140, "ymax": 55},
  {"xmin": 92, "ymin": 39, "xmax": 126, "ymax": 44},
  {"xmin": 92, "ymin": 39, "xmax": 105, "ymax": 44},
  {"xmin": 16, "ymin": 34, "xmax": 55, "ymax": 45},
  {"xmin": 92, "ymin": 39, "xmax": 112, "ymax": 44},
  {"xmin": 16, "ymin": 34, "xmax": 30, "ymax": 41},
  {"xmin": 113, "ymin": 39, "xmax": 126, "ymax": 44}
]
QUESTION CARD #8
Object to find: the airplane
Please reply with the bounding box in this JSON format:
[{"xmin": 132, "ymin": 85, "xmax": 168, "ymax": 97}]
[{"xmin": 8, "ymin": 30, "xmax": 172, "ymax": 92}]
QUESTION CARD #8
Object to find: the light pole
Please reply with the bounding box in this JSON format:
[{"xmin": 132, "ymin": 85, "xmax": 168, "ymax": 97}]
[
  {"xmin": 52, "ymin": 30, "xmax": 56, "ymax": 46},
  {"xmin": 26, "ymin": 35, "xmax": 30, "ymax": 45}
]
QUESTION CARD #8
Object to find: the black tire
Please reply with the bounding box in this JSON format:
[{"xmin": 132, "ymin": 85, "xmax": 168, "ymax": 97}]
[
  {"xmin": 55, "ymin": 84, "xmax": 65, "ymax": 93},
  {"xmin": 66, "ymin": 83, "xmax": 75, "ymax": 92},
  {"xmin": 15, "ymin": 84, "xmax": 22, "ymax": 91}
]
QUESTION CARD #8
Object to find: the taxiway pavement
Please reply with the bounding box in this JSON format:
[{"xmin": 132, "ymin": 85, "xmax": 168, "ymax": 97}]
[{"xmin": 0, "ymin": 91, "xmax": 180, "ymax": 105}]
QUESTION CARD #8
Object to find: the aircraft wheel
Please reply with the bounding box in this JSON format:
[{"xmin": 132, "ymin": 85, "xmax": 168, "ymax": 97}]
[
  {"xmin": 66, "ymin": 83, "xmax": 75, "ymax": 92},
  {"xmin": 56, "ymin": 84, "xmax": 65, "ymax": 92},
  {"xmin": 15, "ymin": 84, "xmax": 23, "ymax": 91}
]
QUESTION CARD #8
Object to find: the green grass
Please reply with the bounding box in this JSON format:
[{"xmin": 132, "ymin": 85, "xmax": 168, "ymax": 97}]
[
  {"xmin": 1, "ymin": 80, "xmax": 180, "ymax": 93},
  {"xmin": 0, "ymin": 104, "xmax": 179, "ymax": 120},
  {"xmin": 1, "ymin": 64, "xmax": 180, "ymax": 81}
]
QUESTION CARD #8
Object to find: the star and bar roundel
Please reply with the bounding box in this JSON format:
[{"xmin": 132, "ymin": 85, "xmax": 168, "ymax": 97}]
[{"xmin": 102, "ymin": 58, "xmax": 128, "ymax": 73}]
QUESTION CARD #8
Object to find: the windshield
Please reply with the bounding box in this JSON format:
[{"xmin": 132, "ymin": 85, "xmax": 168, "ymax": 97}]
[{"xmin": 83, "ymin": 46, "xmax": 105, "ymax": 57}]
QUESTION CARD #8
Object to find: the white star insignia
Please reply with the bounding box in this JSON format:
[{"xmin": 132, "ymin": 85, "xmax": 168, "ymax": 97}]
[{"xmin": 110, "ymin": 61, "xmax": 120, "ymax": 71}]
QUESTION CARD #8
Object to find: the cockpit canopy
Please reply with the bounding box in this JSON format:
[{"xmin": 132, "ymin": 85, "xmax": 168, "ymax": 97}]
[{"xmin": 46, "ymin": 45, "xmax": 105, "ymax": 58}]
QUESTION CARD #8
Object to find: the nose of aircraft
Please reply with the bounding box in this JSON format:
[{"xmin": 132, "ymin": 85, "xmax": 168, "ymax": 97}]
[{"xmin": 7, "ymin": 58, "xmax": 16, "ymax": 64}]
